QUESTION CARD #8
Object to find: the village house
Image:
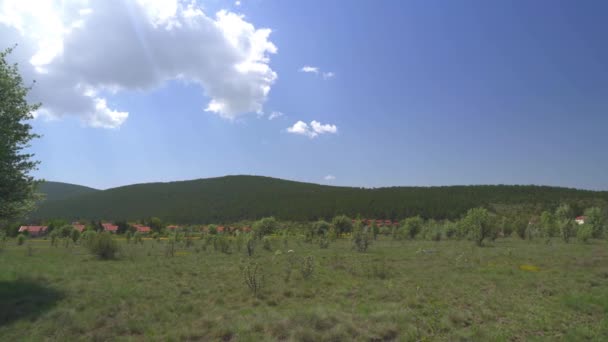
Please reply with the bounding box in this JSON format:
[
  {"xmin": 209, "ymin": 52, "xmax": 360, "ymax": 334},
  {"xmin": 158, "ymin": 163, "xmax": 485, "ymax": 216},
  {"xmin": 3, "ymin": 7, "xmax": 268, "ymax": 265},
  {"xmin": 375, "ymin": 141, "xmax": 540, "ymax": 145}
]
[
  {"xmin": 72, "ymin": 222, "xmax": 86, "ymax": 232},
  {"xmin": 102, "ymin": 223, "xmax": 118, "ymax": 233},
  {"xmin": 133, "ymin": 224, "xmax": 152, "ymax": 233},
  {"xmin": 575, "ymin": 216, "xmax": 586, "ymax": 225},
  {"xmin": 18, "ymin": 226, "xmax": 48, "ymax": 237}
]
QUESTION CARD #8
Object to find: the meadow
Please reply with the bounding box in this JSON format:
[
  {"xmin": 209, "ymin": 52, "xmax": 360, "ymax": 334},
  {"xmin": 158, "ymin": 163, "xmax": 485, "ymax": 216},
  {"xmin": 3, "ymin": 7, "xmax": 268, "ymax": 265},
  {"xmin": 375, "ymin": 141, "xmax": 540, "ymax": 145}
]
[{"xmin": 1, "ymin": 234, "xmax": 607, "ymax": 341}]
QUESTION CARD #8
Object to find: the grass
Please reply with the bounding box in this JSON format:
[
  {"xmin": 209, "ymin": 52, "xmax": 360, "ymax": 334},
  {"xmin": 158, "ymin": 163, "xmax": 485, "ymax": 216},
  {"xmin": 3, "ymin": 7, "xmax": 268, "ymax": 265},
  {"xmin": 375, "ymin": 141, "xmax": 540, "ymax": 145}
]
[{"xmin": 1, "ymin": 236, "xmax": 607, "ymax": 341}]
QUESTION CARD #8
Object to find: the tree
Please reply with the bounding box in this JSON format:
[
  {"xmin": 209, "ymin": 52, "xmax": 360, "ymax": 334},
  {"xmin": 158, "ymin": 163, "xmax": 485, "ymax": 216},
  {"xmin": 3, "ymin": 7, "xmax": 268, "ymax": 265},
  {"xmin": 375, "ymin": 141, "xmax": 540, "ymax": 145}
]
[
  {"xmin": 402, "ymin": 216, "xmax": 424, "ymax": 239},
  {"xmin": 148, "ymin": 217, "xmax": 163, "ymax": 232},
  {"xmin": 584, "ymin": 207, "xmax": 605, "ymax": 239},
  {"xmin": 0, "ymin": 47, "xmax": 41, "ymax": 226},
  {"xmin": 252, "ymin": 217, "xmax": 278, "ymax": 239},
  {"xmin": 331, "ymin": 215, "xmax": 352, "ymax": 235},
  {"xmin": 460, "ymin": 208, "xmax": 493, "ymax": 246},
  {"xmin": 540, "ymin": 211, "xmax": 556, "ymax": 237}
]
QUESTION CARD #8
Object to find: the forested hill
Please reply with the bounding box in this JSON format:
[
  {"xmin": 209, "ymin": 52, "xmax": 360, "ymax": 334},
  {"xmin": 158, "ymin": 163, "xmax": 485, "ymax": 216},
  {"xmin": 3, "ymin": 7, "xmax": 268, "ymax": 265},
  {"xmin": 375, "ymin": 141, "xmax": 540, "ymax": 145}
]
[
  {"xmin": 32, "ymin": 176, "xmax": 608, "ymax": 223},
  {"xmin": 37, "ymin": 181, "xmax": 99, "ymax": 202}
]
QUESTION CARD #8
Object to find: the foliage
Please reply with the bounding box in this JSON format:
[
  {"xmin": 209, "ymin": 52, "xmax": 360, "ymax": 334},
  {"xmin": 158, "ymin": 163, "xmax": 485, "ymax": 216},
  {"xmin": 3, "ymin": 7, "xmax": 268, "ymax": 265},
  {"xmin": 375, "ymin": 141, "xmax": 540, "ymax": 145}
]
[
  {"xmin": 300, "ymin": 255, "xmax": 315, "ymax": 280},
  {"xmin": 253, "ymin": 217, "xmax": 278, "ymax": 239},
  {"xmin": 584, "ymin": 207, "xmax": 605, "ymax": 238},
  {"xmin": 577, "ymin": 224, "xmax": 593, "ymax": 243},
  {"xmin": 246, "ymin": 237, "xmax": 255, "ymax": 257},
  {"xmin": 540, "ymin": 211, "xmax": 557, "ymax": 237},
  {"xmin": 0, "ymin": 47, "xmax": 41, "ymax": 225},
  {"xmin": 86, "ymin": 232, "xmax": 118, "ymax": 259},
  {"xmin": 311, "ymin": 220, "xmax": 330, "ymax": 237},
  {"xmin": 331, "ymin": 215, "xmax": 352, "ymax": 235},
  {"xmin": 402, "ymin": 216, "xmax": 424, "ymax": 239},
  {"xmin": 70, "ymin": 229, "xmax": 80, "ymax": 243},
  {"xmin": 32, "ymin": 176, "xmax": 608, "ymax": 223},
  {"xmin": 242, "ymin": 261, "xmax": 263, "ymax": 297},
  {"xmin": 16, "ymin": 233, "xmax": 26, "ymax": 246},
  {"xmin": 351, "ymin": 222, "xmax": 371, "ymax": 252},
  {"xmin": 460, "ymin": 208, "xmax": 493, "ymax": 246},
  {"xmin": 559, "ymin": 219, "xmax": 574, "ymax": 243},
  {"xmin": 133, "ymin": 232, "xmax": 144, "ymax": 245}
]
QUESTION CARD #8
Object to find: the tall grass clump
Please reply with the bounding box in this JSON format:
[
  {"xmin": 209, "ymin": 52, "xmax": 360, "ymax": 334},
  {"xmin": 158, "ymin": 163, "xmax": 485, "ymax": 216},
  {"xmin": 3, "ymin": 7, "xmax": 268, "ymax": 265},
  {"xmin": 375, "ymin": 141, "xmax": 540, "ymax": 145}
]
[
  {"xmin": 352, "ymin": 222, "xmax": 371, "ymax": 252},
  {"xmin": 301, "ymin": 255, "xmax": 315, "ymax": 280}
]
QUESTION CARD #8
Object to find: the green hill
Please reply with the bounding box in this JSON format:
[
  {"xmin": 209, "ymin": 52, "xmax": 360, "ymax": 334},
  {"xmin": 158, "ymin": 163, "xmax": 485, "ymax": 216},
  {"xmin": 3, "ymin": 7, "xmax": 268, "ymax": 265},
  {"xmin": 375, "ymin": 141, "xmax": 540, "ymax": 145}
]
[
  {"xmin": 30, "ymin": 175, "xmax": 608, "ymax": 223},
  {"xmin": 37, "ymin": 181, "xmax": 99, "ymax": 202}
]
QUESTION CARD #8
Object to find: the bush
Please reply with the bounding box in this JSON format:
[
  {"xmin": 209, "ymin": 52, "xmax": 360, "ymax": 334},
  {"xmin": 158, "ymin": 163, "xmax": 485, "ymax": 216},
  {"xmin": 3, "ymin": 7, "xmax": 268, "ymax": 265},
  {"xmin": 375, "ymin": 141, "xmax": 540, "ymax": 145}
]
[
  {"xmin": 300, "ymin": 255, "xmax": 315, "ymax": 280},
  {"xmin": 459, "ymin": 208, "xmax": 493, "ymax": 246},
  {"xmin": 577, "ymin": 224, "xmax": 592, "ymax": 243},
  {"xmin": 352, "ymin": 222, "xmax": 371, "ymax": 252},
  {"xmin": 133, "ymin": 232, "xmax": 143, "ymax": 245},
  {"xmin": 312, "ymin": 220, "xmax": 331, "ymax": 237},
  {"xmin": 253, "ymin": 217, "xmax": 279, "ymax": 239},
  {"xmin": 70, "ymin": 229, "xmax": 80, "ymax": 243},
  {"xmin": 86, "ymin": 232, "xmax": 119, "ymax": 259},
  {"xmin": 17, "ymin": 234, "xmax": 26, "ymax": 246},
  {"xmin": 243, "ymin": 261, "xmax": 263, "ymax": 297},
  {"xmin": 80, "ymin": 230, "xmax": 96, "ymax": 247},
  {"xmin": 331, "ymin": 215, "xmax": 352, "ymax": 235},
  {"xmin": 402, "ymin": 216, "xmax": 424, "ymax": 239},
  {"xmin": 246, "ymin": 237, "xmax": 255, "ymax": 257},
  {"xmin": 125, "ymin": 231, "xmax": 132, "ymax": 244},
  {"xmin": 559, "ymin": 219, "xmax": 574, "ymax": 243}
]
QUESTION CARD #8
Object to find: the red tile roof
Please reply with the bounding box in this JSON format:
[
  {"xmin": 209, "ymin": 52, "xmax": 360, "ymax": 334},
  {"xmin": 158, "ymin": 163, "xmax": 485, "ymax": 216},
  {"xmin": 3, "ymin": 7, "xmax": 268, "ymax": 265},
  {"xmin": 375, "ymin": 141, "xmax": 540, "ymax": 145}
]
[
  {"xmin": 102, "ymin": 223, "xmax": 118, "ymax": 232},
  {"xmin": 136, "ymin": 225, "xmax": 151, "ymax": 233},
  {"xmin": 217, "ymin": 226, "xmax": 225, "ymax": 232},
  {"xmin": 576, "ymin": 216, "xmax": 586, "ymax": 220},
  {"xmin": 167, "ymin": 225, "xmax": 179, "ymax": 230},
  {"xmin": 72, "ymin": 224, "xmax": 86, "ymax": 232},
  {"xmin": 18, "ymin": 226, "xmax": 48, "ymax": 233}
]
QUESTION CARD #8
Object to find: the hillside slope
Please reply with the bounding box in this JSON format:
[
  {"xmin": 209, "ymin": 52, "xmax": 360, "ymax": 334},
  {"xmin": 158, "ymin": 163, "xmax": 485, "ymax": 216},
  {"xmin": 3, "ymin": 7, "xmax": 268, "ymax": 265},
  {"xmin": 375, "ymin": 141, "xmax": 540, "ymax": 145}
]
[
  {"xmin": 31, "ymin": 176, "xmax": 608, "ymax": 223},
  {"xmin": 37, "ymin": 181, "xmax": 99, "ymax": 202}
]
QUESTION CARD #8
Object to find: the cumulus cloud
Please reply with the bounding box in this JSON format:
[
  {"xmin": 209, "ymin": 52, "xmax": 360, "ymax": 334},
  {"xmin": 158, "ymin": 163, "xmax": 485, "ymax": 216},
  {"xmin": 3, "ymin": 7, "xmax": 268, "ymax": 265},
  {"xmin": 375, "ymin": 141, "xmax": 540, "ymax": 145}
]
[
  {"xmin": 287, "ymin": 120, "xmax": 337, "ymax": 138},
  {"xmin": 268, "ymin": 111, "xmax": 283, "ymax": 120},
  {"xmin": 324, "ymin": 174, "xmax": 336, "ymax": 181},
  {"xmin": 0, "ymin": 0, "xmax": 277, "ymax": 128},
  {"xmin": 235, "ymin": 1, "xmax": 241, "ymax": 6}
]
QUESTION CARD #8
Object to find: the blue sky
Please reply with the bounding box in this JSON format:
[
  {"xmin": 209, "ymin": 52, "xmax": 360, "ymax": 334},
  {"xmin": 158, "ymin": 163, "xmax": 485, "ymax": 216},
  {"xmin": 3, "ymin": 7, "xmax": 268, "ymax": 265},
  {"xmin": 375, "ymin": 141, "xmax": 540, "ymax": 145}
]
[{"xmin": 4, "ymin": 0, "xmax": 607, "ymax": 190}]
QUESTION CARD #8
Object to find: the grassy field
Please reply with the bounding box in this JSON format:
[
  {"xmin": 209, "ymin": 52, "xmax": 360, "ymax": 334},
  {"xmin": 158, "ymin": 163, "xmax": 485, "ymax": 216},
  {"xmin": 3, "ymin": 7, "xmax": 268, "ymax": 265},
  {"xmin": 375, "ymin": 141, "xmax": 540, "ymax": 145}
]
[{"xmin": 1, "ymin": 236, "xmax": 607, "ymax": 341}]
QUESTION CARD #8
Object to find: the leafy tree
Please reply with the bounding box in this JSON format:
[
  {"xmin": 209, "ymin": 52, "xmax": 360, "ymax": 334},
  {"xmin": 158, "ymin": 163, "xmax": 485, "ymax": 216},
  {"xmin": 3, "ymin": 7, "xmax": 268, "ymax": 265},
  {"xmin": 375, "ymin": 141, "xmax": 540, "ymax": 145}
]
[
  {"xmin": 460, "ymin": 208, "xmax": 493, "ymax": 246},
  {"xmin": 555, "ymin": 204, "xmax": 572, "ymax": 222},
  {"xmin": 331, "ymin": 215, "xmax": 352, "ymax": 235},
  {"xmin": 0, "ymin": 47, "xmax": 41, "ymax": 226},
  {"xmin": 402, "ymin": 216, "xmax": 424, "ymax": 239},
  {"xmin": 311, "ymin": 220, "xmax": 331, "ymax": 236},
  {"xmin": 584, "ymin": 207, "xmax": 605, "ymax": 238},
  {"xmin": 540, "ymin": 211, "xmax": 556, "ymax": 237},
  {"xmin": 577, "ymin": 224, "xmax": 593, "ymax": 243},
  {"xmin": 70, "ymin": 229, "xmax": 80, "ymax": 243},
  {"xmin": 252, "ymin": 217, "xmax": 278, "ymax": 239},
  {"xmin": 148, "ymin": 217, "xmax": 163, "ymax": 232},
  {"xmin": 115, "ymin": 220, "xmax": 131, "ymax": 235}
]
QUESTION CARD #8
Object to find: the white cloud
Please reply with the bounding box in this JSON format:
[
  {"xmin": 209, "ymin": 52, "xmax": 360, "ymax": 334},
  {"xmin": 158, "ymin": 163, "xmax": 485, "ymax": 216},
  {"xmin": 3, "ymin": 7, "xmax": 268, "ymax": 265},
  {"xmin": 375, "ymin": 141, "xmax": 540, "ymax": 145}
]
[
  {"xmin": 287, "ymin": 120, "xmax": 337, "ymax": 138},
  {"xmin": 322, "ymin": 71, "xmax": 335, "ymax": 80},
  {"xmin": 300, "ymin": 65, "xmax": 334, "ymax": 80},
  {"xmin": 0, "ymin": 0, "xmax": 277, "ymax": 128},
  {"xmin": 268, "ymin": 111, "xmax": 283, "ymax": 120},
  {"xmin": 235, "ymin": 1, "xmax": 241, "ymax": 6},
  {"xmin": 324, "ymin": 174, "xmax": 336, "ymax": 181},
  {"xmin": 300, "ymin": 65, "xmax": 319, "ymax": 74}
]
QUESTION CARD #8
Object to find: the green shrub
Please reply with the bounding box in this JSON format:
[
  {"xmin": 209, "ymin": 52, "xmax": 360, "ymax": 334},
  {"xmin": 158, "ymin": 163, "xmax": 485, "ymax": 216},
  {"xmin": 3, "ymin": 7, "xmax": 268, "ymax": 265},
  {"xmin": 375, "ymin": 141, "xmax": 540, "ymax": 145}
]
[
  {"xmin": 262, "ymin": 236, "xmax": 272, "ymax": 251},
  {"xmin": 80, "ymin": 230, "xmax": 96, "ymax": 247},
  {"xmin": 577, "ymin": 224, "xmax": 592, "ymax": 243},
  {"xmin": 459, "ymin": 208, "xmax": 493, "ymax": 246},
  {"xmin": 17, "ymin": 234, "xmax": 26, "ymax": 246},
  {"xmin": 312, "ymin": 220, "xmax": 331, "ymax": 237},
  {"xmin": 402, "ymin": 216, "xmax": 424, "ymax": 239},
  {"xmin": 49, "ymin": 230, "xmax": 59, "ymax": 247},
  {"xmin": 559, "ymin": 219, "xmax": 574, "ymax": 243},
  {"xmin": 86, "ymin": 232, "xmax": 119, "ymax": 260},
  {"xmin": 300, "ymin": 255, "xmax": 315, "ymax": 280},
  {"xmin": 352, "ymin": 222, "xmax": 371, "ymax": 252},
  {"xmin": 252, "ymin": 217, "xmax": 278, "ymax": 239},
  {"xmin": 125, "ymin": 231, "xmax": 132, "ymax": 244},
  {"xmin": 331, "ymin": 215, "xmax": 352, "ymax": 235},
  {"xmin": 70, "ymin": 229, "xmax": 80, "ymax": 243},
  {"xmin": 319, "ymin": 234, "xmax": 330, "ymax": 249},
  {"xmin": 243, "ymin": 261, "xmax": 263, "ymax": 297},
  {"xmin": 133, "ymin": 232, "xmax": 143, "ymax": 245},
  {"xmin": 246, "ymin": 237, "xmax": 255, "ymax": 257}
]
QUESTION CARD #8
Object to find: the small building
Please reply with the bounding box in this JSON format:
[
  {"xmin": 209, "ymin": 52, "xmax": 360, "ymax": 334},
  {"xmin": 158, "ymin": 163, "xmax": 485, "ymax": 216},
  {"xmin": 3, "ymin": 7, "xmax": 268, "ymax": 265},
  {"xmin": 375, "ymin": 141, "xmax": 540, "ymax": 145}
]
[
  {"xmin": 102, "ymin": 223, "xmax": 118, "ymax": 233},
  {"xmin": 18, "ymin": 226, "xmax": 48, "ymax": 237},
  {"xmin": 575, "ymin": 216, "xmax": 586, "ymax": 225},
  {"xmin": 166, "ymin": 225, "xmax": 180, "ymax": 231},
  {"xmin": 133, "ymin": 224, "xmax": 152, "ymax": 233},
  {"xmin": 72, "ymin": 222, "xmax": 86, "ymax": 232}
]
